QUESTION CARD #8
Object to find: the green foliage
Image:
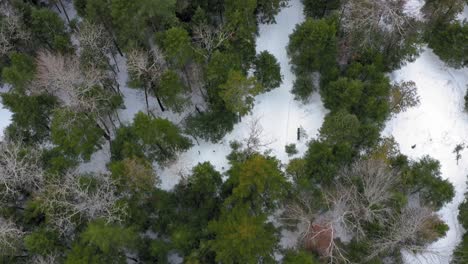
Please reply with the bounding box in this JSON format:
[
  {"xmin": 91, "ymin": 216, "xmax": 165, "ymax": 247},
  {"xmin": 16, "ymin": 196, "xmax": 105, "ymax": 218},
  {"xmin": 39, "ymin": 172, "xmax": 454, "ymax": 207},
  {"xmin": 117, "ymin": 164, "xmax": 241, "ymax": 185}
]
[
  {"xmin": 161, "ymin": 27, "xmax": 193, "ymax": 68},
  {"xmin": 205, "ymin": 51, "xmax": 242, "ymax": 91},
  {"xmin": 287, "ymin": 17, "xmax": 337, "ymax": 73},
  {"xmin": 464, "ymin": 88, "xmax": 468, "ymax": 112},
  {"xmin": 50, "ymin": 108, "xmax": 105, "ymax": 161},
  {"xmin": 224, "ymin": 0, "xmax": 258, "ymax": 63},
  {"xmin": 73, "ymin": 0, "xmax": 88, "ymax": 17},
  {"xmin": 30, "ymin": 7, "xmax": 72, "ymax": 52},
  {"xmin": 66, "ymin": 220, "xmax": 137, "ymax": 264},
  {"xmin": 184, "ymin": 109, "xmax": 237, "ymax": 143},
  {"xmin": 422, "ymin": 0, "xmax": 466, "ymax": 22},
  {"xmin": 343, "ymin": 61, "xmax": 392, "ymax": 124},
  {"xmin": 319, "ymin": 110, "xmax": 361, "ymax": 145},
  {"xmin": 285, "ymin": 143, "xmax": 298, "ymax": 156},
  {"xmin": 1, "ymin": 52, "xmax": 35, "ymax": 91},
  {"xmin": 173, "ymin": 162, "xmax": 223, "ymax": 219},
  {"xmin": 1, "ymin": 93, "xmax": 57, "ymax": 142},
  {"xmin": 321, "ymin": 77, "xmax": 364, "ymax": 112},
  {"xmin": 401, "ymin": 156, "xmax": 455, "ymax": 209},
  {"xmin": 81, "ymin": 220, "xmax": 137, "ymax": 254},
  {"xmin": 452, "ymin": 233, "xmax": 468, "ymax": 264},
  {"xmin": 219, "ymin": 70, "xmax": 261, "ymax": 116},
  {"xmin": 208, "ymin": 205, "xmax": 278, "ymax": 264},
  {"xmin": 24, "ymin": 228, "xmax": 61, "ymax": 255},
  {"xmin": 302, "ymin": 140, "xmax": 354, "ymax": 186},
  {"xmin": 287, "ymin": 18, "xmax": 337, "ymax": 100},
  {"xmin": 112, "ymin": 112, "xmax": 192, "ymax": 163},
  {"xmin": 256, "ymin": 0, "xmax": 289, "ymax": 23},
  {"xmin": 254, "ymin": 51, "xmax": 282, "ymax": 92},
  {"xmin": 303, "ymin": 0, "xmax": 341, "ymax": 18},
  {"xmin": 225, "ymin": 154, "xmax": 288, "ymax": 212},
  {"xmin": 283, "ymin": 249, "xmax": 319, "ymax": 264},
  {"xmin": 108, "ymin": 0, "xmax": 176, "ymax": 49},
  {"xmin": 459, "ymin": 196, "xmax": 468, "ymax": 230},
  {"xmin": 427, "ymin": 20, "xmax": 468, "ymax": 68},
  {"xmin": 158, "ymin": 70, "xmax": 190, "ymax": 113},
  {"xmin": 291, "ymin": 73, "xmax": 316, "ymax": 101},
  {"xmin": 109, "ymin": 157, "xmax": 158, "ymax": 193}
]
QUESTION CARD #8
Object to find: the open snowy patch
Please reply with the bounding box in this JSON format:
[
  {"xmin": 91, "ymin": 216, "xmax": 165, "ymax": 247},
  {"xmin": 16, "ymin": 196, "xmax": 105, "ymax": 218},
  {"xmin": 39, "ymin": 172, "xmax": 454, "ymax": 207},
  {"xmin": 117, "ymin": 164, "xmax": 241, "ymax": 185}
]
[
  {"xmin": 457, "ymin": 5, "xmax": 468, "ymax": 21},
  {"xmin": 0, "ymin": 85, "xmax": 12, "ymax": 140},
  {"xmin": 404, "ymin": 0, "xmax": 425, "ymax": 20},
  {"xmin": 384, "ymin": 48, "xmax": 468, "ymax": 263}
]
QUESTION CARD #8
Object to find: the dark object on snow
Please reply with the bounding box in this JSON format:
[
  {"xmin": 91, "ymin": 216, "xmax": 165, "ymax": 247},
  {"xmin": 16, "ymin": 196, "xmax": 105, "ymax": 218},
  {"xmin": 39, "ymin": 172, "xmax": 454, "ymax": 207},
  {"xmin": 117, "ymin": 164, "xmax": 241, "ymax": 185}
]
[
  {"xmin": 411, "ymin": 144, "xmax": 416, "ymax": 149},
  {"xmin": 297, "ymin": 127, "xmax": 300, "ymax": 141}
]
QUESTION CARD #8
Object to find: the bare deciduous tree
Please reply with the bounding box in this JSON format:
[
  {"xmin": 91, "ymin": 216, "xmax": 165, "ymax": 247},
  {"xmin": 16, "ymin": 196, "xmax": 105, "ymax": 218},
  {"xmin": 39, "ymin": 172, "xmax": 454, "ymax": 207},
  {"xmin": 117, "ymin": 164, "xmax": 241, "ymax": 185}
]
[
  {"xmin": 0, "ymin": 140, "xmax": 43, "ymax": 200},
  {"xmin": 78, "ymin": 20, "xmax": 119, "ymax": 69},
  {"xmin": 327, "ymin": 159, "xmax": 398, "ymax": 238},
  {"xmin": 35, "ymin": 50, "xmax": 116, "ymax": 121},
  {"xmin": 192, "ymin": 24, "xmax": 233, "ymax": 60},
  {"xmin": 367, "ymin": 206, "xmax": 441, "ymax": 260},
  {"xmin": 31, "ymin": 253, "xmax": 60, "ymax": 264},
  {"xmin": 0, "ymin": 218, "xmax": 24, "ymax": 255},
  {"xmin": 127, "ymin": 47, "xmax": 166, "ymax": 112},
  {"xmin": 339, "ymin": 0, "xmax": 415, "ymax": 63},
  {"xmin": 0, "ymin": 3, "xmax": 30, "ymax": 57},
  {"xmin": 390, "ymin": 81, "xmax": 420, "ymax": 114},
  {"xmin": 78, "ymin": 21, "xmax": 112, "ymax": 51},
  {"xmin": 282, "ymin": 193, "xmax": 351, "ymax": 263},
  {"xmin": 244, "ymin": 117, "xmax": 274, "ymax": 156},
  {"xmin": 40, "ymin": 171, "xmax": 126, "ymax": 235}
]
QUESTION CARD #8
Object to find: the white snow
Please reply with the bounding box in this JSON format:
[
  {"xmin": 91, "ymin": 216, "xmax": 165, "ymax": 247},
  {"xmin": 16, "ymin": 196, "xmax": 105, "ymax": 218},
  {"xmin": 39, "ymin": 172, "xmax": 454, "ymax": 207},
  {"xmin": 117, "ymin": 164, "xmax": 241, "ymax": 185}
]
[
  {"xmin": 384, "ymin": 48, "xmax": 468, "ymax": 263},
  {"xmin": 457, "ymin": 5, "xmax": 468, "ymax": 21},
  {"xmin": 0, "ymin": 85, "xmax": 12, "ymax": 140},
  {"xmin": 157, "ymin": 0, "xmax": 326, "ymax": 190},
  {"xmin": 404, "ymin": 0, "xmax": 425, "ymax": 20},
  {"xmin": 0, "ymin": 100, "xmax": 12, "ymax": 140}
]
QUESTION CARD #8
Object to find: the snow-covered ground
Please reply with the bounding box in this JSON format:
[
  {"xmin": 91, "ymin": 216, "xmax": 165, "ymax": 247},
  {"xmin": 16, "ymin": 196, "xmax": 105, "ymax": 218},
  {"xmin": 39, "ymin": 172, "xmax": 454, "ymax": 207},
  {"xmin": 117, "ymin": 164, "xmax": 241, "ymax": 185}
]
[
  {"xmin": 0, "ymin": 85, "xmax": 12, "ymax": 140},
  {"xmin": 457, "ymin": 5, "xmax": 468, "ymax": 21},
  {"xmin": 0, "ymin": 101, "xmax": 11, "ymax": 140},
  {"xmin": 384, "ymin": 49, "xmax": 468, "ymax": 263},
  {"xmin": 157, "ymin": 0, "xmax": 326, "ymax": 190}
]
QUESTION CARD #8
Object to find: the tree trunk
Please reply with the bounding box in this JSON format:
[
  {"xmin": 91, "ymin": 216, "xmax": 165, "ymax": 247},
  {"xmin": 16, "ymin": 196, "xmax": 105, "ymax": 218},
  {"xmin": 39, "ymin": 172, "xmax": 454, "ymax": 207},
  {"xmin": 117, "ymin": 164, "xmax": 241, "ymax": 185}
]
[
  {"xmin": 97, "ymin": 117, "xmax": 111, "ymax": 141},
  {"xmin": 322, "ymin": 1, "xmax": 329, "ymax": 17},
  {"xmin": 101, "ymin": 21, "xmax": 124, "ymax": 57},
  {"xmin": 144, "ymin": 85, "xmax": 150, "ymax": 114},
  {"xmin": 111, "ymin": 51, "xmax": 120, "ymax": 72},
  {"xmin": 58, "ymin": 0, "xmax": 71, "ymax": 25},
  {"xmin": 53, "ymin": 2, "xmax": 61, "ymax": 14},
  {"xmin": 156, "ymin": 95, "xmax": 165, "ymax": 112}
]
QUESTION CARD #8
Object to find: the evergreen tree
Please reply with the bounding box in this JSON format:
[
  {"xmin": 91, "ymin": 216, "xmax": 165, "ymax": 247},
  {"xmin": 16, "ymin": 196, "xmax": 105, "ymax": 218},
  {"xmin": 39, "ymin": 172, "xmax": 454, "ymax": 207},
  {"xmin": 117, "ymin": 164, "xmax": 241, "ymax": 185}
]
[
  {"xmin": 219, "ymin": 70, "xmax": 261, "ymax": 116},
  {"xmin": 158, "ymin": 70, "xmax": 190, "ymax": 113},
  {"xmin": 112, "ymin": 112, "xmax": 192, "ymax": 163},
  {"xmin": 208, "ymin": 205, "xmax": 278, "ymax": 264},
  {"xmin": 50, "ymin": 108, "xmax": 106, "ymax": 161},
  {"xmin": 254, "ymin": 51, "xmax": 282, "ymax": 92},
  {"xmin": 287, "ymin": 18, "xmax": 337, "ymax": 100}
]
